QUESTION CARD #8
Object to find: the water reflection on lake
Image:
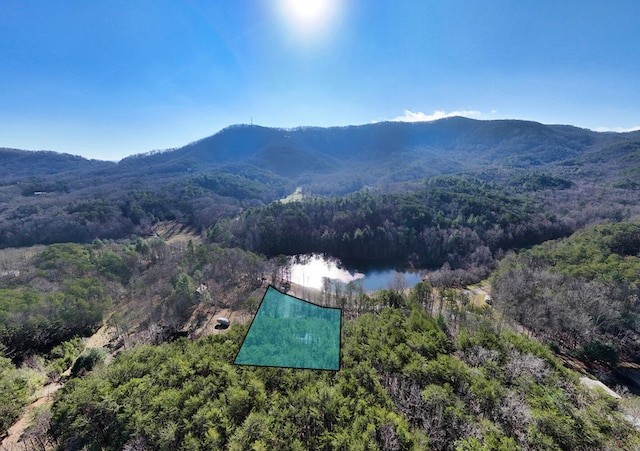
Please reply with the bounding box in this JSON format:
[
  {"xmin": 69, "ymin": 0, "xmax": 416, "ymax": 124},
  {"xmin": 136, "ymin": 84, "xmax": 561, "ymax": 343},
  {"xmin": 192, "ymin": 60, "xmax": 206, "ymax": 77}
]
[
  {"xmin": 289, "ymin": 254, "xmax": 364, "ymax": 290},
  {"xmin": 289, "ymin": 254, "xmax": 423, "ymax": 292}
]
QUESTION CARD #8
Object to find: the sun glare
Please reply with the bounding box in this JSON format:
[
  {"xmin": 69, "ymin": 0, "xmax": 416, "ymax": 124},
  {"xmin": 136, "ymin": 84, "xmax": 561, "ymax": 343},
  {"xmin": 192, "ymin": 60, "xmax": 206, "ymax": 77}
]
[
  {"xmin": 284, "ymin": 0, "xmax": 330, "ymax": 24},
  {"xmin": 277, "ymin": 0, "xmax": 340, "ymax": 40}
]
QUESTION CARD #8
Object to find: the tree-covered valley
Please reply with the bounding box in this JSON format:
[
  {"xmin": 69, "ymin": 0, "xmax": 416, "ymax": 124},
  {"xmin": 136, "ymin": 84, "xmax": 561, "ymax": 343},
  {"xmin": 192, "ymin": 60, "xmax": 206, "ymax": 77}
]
[{"xmin": 2, "ymin": 118, "xmax": 640, "ymax": 449}]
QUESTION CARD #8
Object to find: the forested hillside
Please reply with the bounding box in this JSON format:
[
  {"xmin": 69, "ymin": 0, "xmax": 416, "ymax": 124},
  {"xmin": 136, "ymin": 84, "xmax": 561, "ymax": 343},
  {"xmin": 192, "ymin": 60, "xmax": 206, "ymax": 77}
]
[
  {"xmin": 2, "ymin": 119, "xmax": 639, "ymax": 249},
  {"xmin": 2, "ymin": 234, "xmax": 640, "ymax": 448},
  {"xmin": 0, "ymin": 237, "xmax": 272, "ymax": 441},
  {"xmin": 0, "ymin": 239, "xmax": 268, "ymax": 363},
  {"xmin": 492, "ymin": 221, "xmax": 640, "ymax": 365},
  {"xmin": 49, "ymin": 304, "xmax": 640, "ymax": 450},
  {"xmin": 212, "ymin": 176, "xmax": 570, "ymax": 276},
  {"xmin": 3, "ymin": 119, "xmax": 640, "ymax": 449}
]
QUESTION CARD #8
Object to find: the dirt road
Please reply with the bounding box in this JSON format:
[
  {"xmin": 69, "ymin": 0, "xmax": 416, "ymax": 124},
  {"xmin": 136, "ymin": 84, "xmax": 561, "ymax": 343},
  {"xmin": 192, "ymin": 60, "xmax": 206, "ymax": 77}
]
[
  {"xmin": 463, "ymin": 284, "xmax": 491, "ymax": 307},
  {"xmin": 1, "ymin": 321, "xmax": 114, "ymax": 450},
  {"xmin": 1, "ymin": 383, "xmax": 61, "ymax": 451}
]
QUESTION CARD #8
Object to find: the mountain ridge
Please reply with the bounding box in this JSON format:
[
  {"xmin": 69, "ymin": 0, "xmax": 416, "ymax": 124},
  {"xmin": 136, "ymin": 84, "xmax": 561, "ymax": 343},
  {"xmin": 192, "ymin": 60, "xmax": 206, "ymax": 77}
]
[
  {"xmin": 2, "ymin": 117, "xmax": 637, "ymax": 198},
  {"xmin": 1, "ymin": 117, "xmax": 639, "ymax": 248},
  {"xmin": 0, "ymin": 116, "xmax": 616, "ymax": 163},
  {"xmin": 133, "ymin": 118, "xmax": 626, "ymax": 183}
]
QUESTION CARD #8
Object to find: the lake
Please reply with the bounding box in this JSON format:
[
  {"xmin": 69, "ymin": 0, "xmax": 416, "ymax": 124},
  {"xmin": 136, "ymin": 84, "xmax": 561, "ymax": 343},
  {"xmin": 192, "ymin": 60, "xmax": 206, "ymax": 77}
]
[{"xmin": 289, "ymin": 254, "xmax": 423, "ymax": 292}]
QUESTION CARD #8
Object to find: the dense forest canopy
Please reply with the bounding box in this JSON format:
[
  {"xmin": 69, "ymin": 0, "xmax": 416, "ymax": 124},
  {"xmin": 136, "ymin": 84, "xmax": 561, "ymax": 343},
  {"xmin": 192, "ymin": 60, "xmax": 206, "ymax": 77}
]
[
  {"xmin": 49, "ymin": 305, "xmax": 640, "ymax": 450},
  {"xmin": 210, "ymin": 176, "xmax": 571, "ymax": 274}
]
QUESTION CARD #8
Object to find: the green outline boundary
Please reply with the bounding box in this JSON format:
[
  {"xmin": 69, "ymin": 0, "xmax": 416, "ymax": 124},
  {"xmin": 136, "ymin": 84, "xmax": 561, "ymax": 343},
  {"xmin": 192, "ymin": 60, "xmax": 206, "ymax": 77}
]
[{"xmin": 233, "ymin": 285, "xmax": 342, "ymax": 371}]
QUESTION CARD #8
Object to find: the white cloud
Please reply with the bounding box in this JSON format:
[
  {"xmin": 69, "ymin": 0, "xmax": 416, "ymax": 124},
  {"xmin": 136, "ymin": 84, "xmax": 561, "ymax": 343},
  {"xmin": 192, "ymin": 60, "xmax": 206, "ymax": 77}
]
[
  {"xmin": 594, "ymin": 125, "xmax": 640, "ymax": 133},
  {"xmin": 390, "ymin": 109, "xmax": 482, "ymax": 122}
]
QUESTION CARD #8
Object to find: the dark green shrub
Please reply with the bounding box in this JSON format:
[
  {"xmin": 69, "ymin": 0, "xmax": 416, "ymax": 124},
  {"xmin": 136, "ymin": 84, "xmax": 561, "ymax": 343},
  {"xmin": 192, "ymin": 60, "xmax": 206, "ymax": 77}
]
[
  {"xmin": 71, "ymin": 348, "xmax": 107, "ymax": 377},
  {"xmin": 572, "ymin": 339, "xmax": 619, "ymax": 366}
]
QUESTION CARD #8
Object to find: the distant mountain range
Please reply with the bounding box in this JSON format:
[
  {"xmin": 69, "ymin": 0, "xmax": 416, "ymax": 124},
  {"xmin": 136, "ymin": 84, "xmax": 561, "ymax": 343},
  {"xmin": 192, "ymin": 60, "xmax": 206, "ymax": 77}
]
[
  {"xmin": 1, "ymin": 117, "xmax": 639, "ymax": 247},
  {"xmin": 3, "ymin": 117, "xmax": 639, "ymax": 182}
]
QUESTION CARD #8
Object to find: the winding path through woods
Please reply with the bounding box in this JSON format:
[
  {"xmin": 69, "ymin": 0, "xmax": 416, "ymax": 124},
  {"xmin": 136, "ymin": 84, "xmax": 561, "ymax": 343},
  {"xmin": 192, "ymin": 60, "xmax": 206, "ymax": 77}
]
[
  {"xmin": 1, "ymin": 383, "xmax": 61, "ymax": 451},
  {"xmin": 1, "ymin": 321, "xmax": 114, "ymax": 450},
  {"xmin": 0, "ymin": 304, "xmax": 237, "ymax": 449}
]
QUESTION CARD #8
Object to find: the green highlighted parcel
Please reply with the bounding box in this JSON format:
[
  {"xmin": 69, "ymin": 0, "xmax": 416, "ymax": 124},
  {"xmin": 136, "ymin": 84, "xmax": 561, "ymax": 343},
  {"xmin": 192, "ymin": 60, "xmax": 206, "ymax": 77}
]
[{"xmin": 234, "ymin": 286, "xmax": 341, "ymax": 370}]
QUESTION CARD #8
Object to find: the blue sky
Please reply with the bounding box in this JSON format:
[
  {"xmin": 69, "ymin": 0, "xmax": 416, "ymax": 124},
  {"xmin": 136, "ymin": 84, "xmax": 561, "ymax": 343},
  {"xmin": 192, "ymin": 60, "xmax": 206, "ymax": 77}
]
[{"xmin": 1, "ymin": 0, "xmax": 639, "ymax": 160}]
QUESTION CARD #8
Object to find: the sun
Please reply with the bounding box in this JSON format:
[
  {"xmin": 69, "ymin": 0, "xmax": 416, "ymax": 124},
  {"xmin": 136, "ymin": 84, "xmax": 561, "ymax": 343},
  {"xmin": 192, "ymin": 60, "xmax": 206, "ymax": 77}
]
[
  {"xmin": 283, "ymin": 0, "xmax": 332, "ymax": 25},
  {"xmin": 277, "ymin": 0, "xmax": 340, "ymax": 39}
]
